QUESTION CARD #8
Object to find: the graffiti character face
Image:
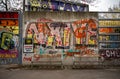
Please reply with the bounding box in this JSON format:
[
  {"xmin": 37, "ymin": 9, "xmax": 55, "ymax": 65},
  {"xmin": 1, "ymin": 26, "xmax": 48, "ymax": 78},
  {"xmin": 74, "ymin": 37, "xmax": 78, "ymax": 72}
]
[
  {"xmin": 4, "ymin": 37, "xmax": 10, "ymax": 47},
  {"xmin": 0, "ymin": 32, "xmax": 14, "ymax": 50}
]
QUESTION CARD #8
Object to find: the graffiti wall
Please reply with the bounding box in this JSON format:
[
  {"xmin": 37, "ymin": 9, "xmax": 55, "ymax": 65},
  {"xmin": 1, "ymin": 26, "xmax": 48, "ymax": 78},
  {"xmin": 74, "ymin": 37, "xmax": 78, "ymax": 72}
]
[
  {"xmin": 99, "ymin": 13, "xmax": 120, "ymax": 60},
  {"xmin": 98, "ymin": 12, "xmax": 120, "ymax": 65},
  {"xmin": 25, "ymin": 0, "xmax": 88, "ymax": 11},
  {"xmin": 0, "ymin": 0, "xmax": 23, "ymax": 11},
  {"xmin": 0, "ymin": 12, "xmax": 20, "ymax": 64},
  {"xmin": 23, "ymin": 12, "xmax": 98, "ymax": 64}
]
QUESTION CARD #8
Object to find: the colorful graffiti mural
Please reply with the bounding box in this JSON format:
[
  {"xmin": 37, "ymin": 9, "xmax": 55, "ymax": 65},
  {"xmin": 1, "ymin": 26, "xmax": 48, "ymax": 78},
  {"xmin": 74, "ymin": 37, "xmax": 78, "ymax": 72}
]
[
  {"xmin": 72, "ymin": 19, "xmax": 97, "ymax": 45},
  {"xmin": 98, "ymin": 12, "xmax": 120, "ymax": 63},
  {"xmin": 25, "ymin": 22, "xmax": 71, "ymax": 49},
  {"xmin": 23, "ymin": 19, "xmax": 98, "ymax": 64},
  {"xmin": 0, "ymin": 12, "xmax": 20, "ymax": 64},
  {"xmin": 25, "ymin": 0, "xmax": 88, "ymax": 11},
  {"xmin": 25, "ymin": 19, "xmax": 97, "ymax": 47},
  {"xmin": 22, "ymin": 12, "xmax": 99, "ymax": 64}
]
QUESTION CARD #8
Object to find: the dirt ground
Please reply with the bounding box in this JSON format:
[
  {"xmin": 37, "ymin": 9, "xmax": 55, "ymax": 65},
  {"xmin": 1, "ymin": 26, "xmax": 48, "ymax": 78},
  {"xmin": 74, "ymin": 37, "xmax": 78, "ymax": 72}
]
[{"xmin": 0, "ymin": 66, "xmax": 120, "ymax": 79}]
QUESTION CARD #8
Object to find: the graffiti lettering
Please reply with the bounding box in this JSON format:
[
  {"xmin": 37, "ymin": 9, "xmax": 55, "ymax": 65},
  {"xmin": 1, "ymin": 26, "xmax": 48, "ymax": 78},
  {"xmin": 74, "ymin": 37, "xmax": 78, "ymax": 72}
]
[
  {"xmin": 0, "ymin": 53, "xmax": 17, "ymax": 58},
  {"xmin": 25, "ymin": 19, "xmax": 97, "ymax": 48},
  {"xmin": 0, "ymin": 12, "xmax": 18, "ymax": 18},
  {"xmin": 99, "ymin": 21, "xmax": 120, "ymax": 26},
  {"xmin": 0, "ymin": 58, "xmax": 14, "ymax": 64},
  {"xmin": 30, "ymin": 0, "xmax": 40, "ymax": 7},
  {"xmin": 23, "ymin": 13, "xmax": 99, "ymax": 64},
  {"xmin": 26, "ymin": 22, "xmax": 45, "ymax": 44},
  {"xmin": 23, "ymin": 56, "xmax": 32, "ymax": 62},
  {"xmin": 72, "ymin": 19, "xmax": 97, "ymax": 45},
  {"xmin": 47, "ymin": 22, "xmax": 62, "ymax": 47},
  {"xmin": 72, "ymin": 20, "xmax": 87, "ymax": 44},
  {"xmin": 63, "ymin": 23, "xmax": 70, "ymax": 47},
  {"xmin": 26, "ymin": 0, "xmax": 88, "ymax": 12},
  {"xmin": 0, "ymin": 20, "xmax": 18, "ymax": 26},
  {"xmin": 33, "ymin": 54, "xmax": 62, "ymax": 61},
  {"xmin": 26, "ymin": 22, "xmax": 71, "ymax": 48},
  {"xmin": 100, "ymin": 49, "xmax": 120, "ymax": 58},
  {"xmin": 0, "ymin": 26, "xmax": 19, "ymax": 35}
]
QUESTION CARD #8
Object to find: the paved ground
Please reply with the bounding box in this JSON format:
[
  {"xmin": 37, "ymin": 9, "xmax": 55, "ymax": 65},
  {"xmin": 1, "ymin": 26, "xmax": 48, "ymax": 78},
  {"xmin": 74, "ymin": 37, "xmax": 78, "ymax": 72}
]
[{"xmin": 0, "ymin": 67, "xmax": 120, "ymax": 79}]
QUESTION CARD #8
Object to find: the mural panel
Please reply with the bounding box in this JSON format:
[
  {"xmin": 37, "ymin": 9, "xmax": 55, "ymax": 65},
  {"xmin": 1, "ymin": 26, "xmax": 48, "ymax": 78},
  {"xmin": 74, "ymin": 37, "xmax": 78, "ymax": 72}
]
[
  {"xmin": 24, "ymin": 0, "xmax": 88, "ymax": 12},
  {"xmin": 98, "ymin": 12, "xmax": 120, "ymax": 61},
  {"xmin": 0, "ymin": 12, "xmax": 20, "ymax": 64},
  {"xmin": 23, "ymin": 12, "xmax": 98, "ymax": 64}
]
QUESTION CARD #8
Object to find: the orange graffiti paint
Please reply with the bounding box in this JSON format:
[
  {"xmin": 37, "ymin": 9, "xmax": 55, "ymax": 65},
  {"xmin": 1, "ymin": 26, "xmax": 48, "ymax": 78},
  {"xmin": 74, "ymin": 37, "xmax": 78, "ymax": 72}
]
[
  {"xmin": 100, "ymin": 28, "xmax": 113, "ymax": 33},
  {"xmin": 88, "ymin": 19, "xmax": 97, "ymax": 29},
  {"xmin": 74, "ymin": 27, "xmax": 86, "ymax": 38},
  {"xmin": 0, "ymin": 20, "xmax": 18, "ymax": 26},
  {"xmin": 38, "ymin": 23, "xmax": 44, "ymax": 33}
]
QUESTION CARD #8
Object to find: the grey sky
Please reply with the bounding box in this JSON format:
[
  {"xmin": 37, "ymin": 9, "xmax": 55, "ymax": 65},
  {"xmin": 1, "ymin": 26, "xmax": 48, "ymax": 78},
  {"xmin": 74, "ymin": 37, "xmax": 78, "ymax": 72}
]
[{"xmin": 89, "ymin": 0, "xmax": 120, "ymax": 11}]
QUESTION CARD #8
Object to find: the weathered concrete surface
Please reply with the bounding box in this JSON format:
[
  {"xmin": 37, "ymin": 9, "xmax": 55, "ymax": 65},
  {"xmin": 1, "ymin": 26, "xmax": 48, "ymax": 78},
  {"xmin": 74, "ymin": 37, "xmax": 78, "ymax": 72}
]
[{"xmin": 0, "ymin": 68, "xmax": 120, "ymax": 79}]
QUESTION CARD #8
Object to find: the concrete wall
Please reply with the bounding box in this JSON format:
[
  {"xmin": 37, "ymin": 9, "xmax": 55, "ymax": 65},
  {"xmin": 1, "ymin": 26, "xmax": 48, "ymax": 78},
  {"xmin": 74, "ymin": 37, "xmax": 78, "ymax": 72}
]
[{"xmin": 22, "ymin": 11, "xmax": 98, "ymax": 65}]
